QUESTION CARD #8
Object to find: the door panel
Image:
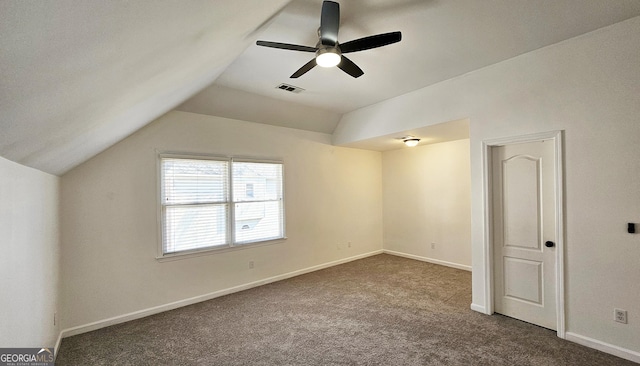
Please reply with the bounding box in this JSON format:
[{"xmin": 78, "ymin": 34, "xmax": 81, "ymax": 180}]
[
  {"xmin": 493, "ymin": 140, "xmax": 556, "ymax": 330},
  {"xmin": 503, "ymin": 156, "xmax": 541, "ymax": 250},
  {"xmin": 503, "ymin": 257, "xmax": 542, "ymax": 305}
]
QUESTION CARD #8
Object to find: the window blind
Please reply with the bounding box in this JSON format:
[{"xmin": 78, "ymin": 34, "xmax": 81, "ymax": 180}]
[
  {"xmin": 160, "ymin": 156, "xmax": 285, "ymax": 256},
  {"xmin": 161, "ymin": 158, "xmax": 229, "ymax": 253}
]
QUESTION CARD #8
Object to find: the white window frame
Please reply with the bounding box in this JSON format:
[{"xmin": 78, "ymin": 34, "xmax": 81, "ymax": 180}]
[{"xmin": 157, "ymin": 153, "xmax": 286, "ymax": 261}]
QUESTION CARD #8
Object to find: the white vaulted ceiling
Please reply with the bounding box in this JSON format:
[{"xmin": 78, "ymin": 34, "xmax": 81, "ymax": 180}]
[
  {"xmin": 0, "ymin": 0, "xmax": 290, "ymax": 175},
  {"xmin": 2, "ymin": 0, "xmax": 640, "ymax": 175}
]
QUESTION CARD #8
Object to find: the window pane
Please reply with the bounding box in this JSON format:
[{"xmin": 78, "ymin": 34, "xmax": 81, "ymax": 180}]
[
  {"xmin": 234, "ymin": 201, "xmax": 283, "ymax": 244},
  {"xmin": 232, "ymin": 162, "xmax": 282, "ymax": 202},
  {"xmin": 162, "ymin": 158, "xmax": 228, "ymax": 205},
  {"xmin": 160, "ymin": 156, "xmax": 284, "ymax": 256},
  {"xmin": 164, "ymin": 204, "xmax": 228, "ymax": 253}
]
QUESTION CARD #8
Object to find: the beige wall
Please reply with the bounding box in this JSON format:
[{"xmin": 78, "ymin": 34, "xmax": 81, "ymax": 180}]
[
  {"xmin": 382, "ymin": 139, "xmax": 471, "ymax": 268},
  {"xmin": 334, "ymin": 16, "xmax": 640, "ymax": 356},
  {"xmin": 7, "ymin": 13, "xmax": 638, "ymax": 361},
  {"xmin": 0, "ymin": 157, "xmax": 60, "ymax": 348},
  {"xmin": 60, "ymin": 111, "xmax": 383, "ymax": 330}
]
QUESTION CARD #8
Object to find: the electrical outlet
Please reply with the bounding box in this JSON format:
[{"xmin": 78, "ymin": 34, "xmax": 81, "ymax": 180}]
[
  {"xmin": 614, "ymin": 308, "xmax": 627, "ymax": 324},
  {"xmin": 431, "ymin": 243, "xmax": 436, "ymax": 250},
  {"xmin": 347, "ymin": 242, "xmax": 351, "ymax": 248},
  {"xmin": 249, "ymin": 261, "xmax": 254, "ymax": 269}
]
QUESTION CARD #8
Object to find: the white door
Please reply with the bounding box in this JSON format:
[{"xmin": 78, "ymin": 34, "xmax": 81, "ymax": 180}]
[{"xmin": 492, "ymin": 139, "xmax": 557, "ymax": 330}]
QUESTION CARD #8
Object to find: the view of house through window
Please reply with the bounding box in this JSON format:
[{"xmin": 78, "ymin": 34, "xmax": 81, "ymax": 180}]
[{"xmin": 160, "ymin": 155, "xmax": 284, "ymax": 256}]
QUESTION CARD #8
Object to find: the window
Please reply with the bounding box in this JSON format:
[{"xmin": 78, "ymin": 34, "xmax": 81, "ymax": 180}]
[
  {"xmin": 160, "ymin": 155, "xmax": 284, "ymax": 257},
  {"xmin": 245, "ymin": 183, "xmax": 254, "ymax": 198}
]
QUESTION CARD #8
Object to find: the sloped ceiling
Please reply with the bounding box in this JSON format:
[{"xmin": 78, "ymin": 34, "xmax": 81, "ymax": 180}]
[
  {"xmin": 2, "ymin": 1, "xmax": 640, "ymax": 176},
  {"xmin": 0, "ymin": 0, "xmax": 290, "ymax": 175}
]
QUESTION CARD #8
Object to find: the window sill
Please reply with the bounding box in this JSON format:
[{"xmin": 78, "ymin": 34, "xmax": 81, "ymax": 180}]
[{"xmin": 155, "ymin": 237, "xmax": 287, "ymax": 262}]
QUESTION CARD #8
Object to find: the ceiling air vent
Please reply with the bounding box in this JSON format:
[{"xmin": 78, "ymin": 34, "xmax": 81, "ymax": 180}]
[{"xmin": 276, "ymin": 83, "xmax": 305, "ymax": 94}]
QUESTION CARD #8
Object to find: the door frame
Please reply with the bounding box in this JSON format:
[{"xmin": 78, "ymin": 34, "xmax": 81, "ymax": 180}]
[{"xmin": 481, "ymin": 130, "xmax": 565, "ymax": 338}]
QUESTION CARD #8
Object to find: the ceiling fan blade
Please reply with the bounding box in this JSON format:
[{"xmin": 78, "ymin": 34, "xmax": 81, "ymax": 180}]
[
  {"xmin": 256, "ymin": 41, "xmax": 317, "ymax": 52},
  {"xmin": 337, "ymin": 56, "xmax": 364, "ymax": 78},
  {"xmin": 320, "ymin": 1, "xmax": 340, "ymax": 46},
  {"xmin": 340, "ymin": 31, "xmax": 402, "ymax": 54},
  {"xmin": 290, "ymin": 58, "xmax": 318, "ymax": 78}
]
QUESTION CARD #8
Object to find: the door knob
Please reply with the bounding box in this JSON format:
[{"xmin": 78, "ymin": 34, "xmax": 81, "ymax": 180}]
[{"xmin": 545, "ymin": 241, "xmax": 555, "ymax": 248}]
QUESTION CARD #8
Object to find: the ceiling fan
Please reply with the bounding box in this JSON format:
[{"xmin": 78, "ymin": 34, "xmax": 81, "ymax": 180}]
[{"xmin": 256, "ymin": 0, "xmax": 402, "ymax": 78}]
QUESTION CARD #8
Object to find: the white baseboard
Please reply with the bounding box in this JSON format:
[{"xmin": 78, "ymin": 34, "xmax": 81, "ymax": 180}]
[
  {"xmin": 565, "ymin": 332, "xmax": 640, "ymax": 364},
  {"xmin": 470, "ymin": 303, "xmax": 489, "ymax": 314},
  {"xmin": 54, "ymin": 331, "xmax": 63, "ymax": 360},
  {"xmin": 59, "ymin": 250, "xmax": 383, "ymax": 340},
  {"xmin": 383, "ymin": 249, "xmax": 472, "ymax": 271}
]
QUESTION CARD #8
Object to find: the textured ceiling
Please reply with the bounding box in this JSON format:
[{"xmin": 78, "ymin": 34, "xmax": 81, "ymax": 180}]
[{"xmin": 2, "ymin": 0, "xmax": 640, "ymax": 175}]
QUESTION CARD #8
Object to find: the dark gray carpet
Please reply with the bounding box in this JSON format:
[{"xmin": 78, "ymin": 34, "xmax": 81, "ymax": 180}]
[{"xmin": 56, "ymin": 254, "xmax": 634, "ymax": 365}]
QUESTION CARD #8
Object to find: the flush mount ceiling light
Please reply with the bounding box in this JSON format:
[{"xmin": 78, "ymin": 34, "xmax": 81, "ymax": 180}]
[{"xmin": 403, "ymin": 138, "xmax": 420, "ymax": 147}]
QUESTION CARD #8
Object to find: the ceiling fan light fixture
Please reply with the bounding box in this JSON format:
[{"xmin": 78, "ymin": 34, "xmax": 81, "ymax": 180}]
[
  {"xmin": 315, "ymin": 47, "xmax": 341, "ymax": 68},
  {"xmin": 403, "ymin": 138, "xmax": 420, "ymax": 147},
  {"xmin": 256, "ymin": 1, "xmax": 401, "ymax": 78}
]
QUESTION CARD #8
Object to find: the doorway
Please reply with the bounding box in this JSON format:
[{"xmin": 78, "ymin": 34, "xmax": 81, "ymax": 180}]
[{"xmin": 482, "ymin": 131, "xmax": 565, "ymax": 337}]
